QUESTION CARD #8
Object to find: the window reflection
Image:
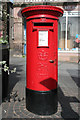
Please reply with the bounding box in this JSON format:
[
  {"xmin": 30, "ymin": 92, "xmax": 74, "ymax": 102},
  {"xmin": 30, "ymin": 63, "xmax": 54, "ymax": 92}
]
[
  {"xmin": 68, "ymin": 17, "xmax": 80, "ymax": 49},
  {"xmin": 58, "ymin": 17, "xmax": 66, "ymax": 50},
  {"xmin": 58, "ymin": 12, "xmax": 80, "ymax": 50}
]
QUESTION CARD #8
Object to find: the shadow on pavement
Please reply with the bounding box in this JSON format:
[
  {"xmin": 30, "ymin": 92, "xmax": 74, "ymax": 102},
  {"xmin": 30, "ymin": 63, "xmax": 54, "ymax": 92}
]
[
  {"xmin": 67, "ymin": 69, "xmax": 80, "ymax": 88},
  {"xmin": 58, "ymin": 86, "xmax": 80, "ymax": 119},
  {"xmin": 2, "ymin": 60, "xmax": 80, "ymax": 119},
  {"xmin": 39, "ymin": 76, "xmax": 79, "ymax": 118},
  {"xmin": 8, "ymin": 64, "xmax": 24, "ymax": 94},
  {"xmin": 71, "ymin": 76, "xmax": 80, "ymax": 88}
]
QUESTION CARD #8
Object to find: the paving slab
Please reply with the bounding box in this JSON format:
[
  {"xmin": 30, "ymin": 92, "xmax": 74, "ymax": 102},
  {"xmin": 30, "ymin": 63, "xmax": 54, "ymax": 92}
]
[{"xmin": 2, "ymin": 55, "xmax": 80, "ymax": 119}]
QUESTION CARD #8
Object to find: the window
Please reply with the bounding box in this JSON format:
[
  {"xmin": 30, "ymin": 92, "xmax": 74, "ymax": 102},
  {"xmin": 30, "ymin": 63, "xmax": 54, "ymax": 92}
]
[{"xmin": 58, "ymin": 11, "xmax": 80, "ymax": 50}]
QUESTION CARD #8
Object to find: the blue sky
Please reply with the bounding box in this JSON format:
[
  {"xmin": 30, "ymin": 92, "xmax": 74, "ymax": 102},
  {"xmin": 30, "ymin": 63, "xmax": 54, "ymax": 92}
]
[{"xmin": 9, "ymin": 0, "xmax": 13, "ymax": 3}]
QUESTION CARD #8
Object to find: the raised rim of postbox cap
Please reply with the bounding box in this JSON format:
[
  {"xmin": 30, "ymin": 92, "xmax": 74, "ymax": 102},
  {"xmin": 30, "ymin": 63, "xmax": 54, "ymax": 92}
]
[{"xmin": 21, "ymin": 5, "xmax": 63, "ymax": 18}]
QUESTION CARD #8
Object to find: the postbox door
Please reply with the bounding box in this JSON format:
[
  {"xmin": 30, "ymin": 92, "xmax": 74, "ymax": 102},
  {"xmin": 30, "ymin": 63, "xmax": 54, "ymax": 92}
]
[{"xmin": 27, "ymin": 20, "xmax": 58, "ymax": 91}]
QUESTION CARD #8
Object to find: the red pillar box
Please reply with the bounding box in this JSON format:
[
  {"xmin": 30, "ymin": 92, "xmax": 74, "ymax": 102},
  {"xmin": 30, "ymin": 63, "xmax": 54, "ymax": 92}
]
[{"xmin": 21, "ymin": 5, "xmax": 63, "ymax": 115}]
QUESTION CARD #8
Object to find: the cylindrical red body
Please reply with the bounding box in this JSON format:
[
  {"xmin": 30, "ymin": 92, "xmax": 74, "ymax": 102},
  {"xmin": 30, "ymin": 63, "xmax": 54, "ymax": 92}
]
[
  {"xmin": 21, "ymin": 5, "xmax": 63, "ymax": 115},
  {"xmin": 27, "ymin": 18, "xmax": 58, "ymax": 91}
]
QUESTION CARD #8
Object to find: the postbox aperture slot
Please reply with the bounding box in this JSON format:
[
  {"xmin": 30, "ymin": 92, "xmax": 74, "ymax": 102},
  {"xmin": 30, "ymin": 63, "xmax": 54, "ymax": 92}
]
[
  {"xmin": 33, "ymin": 22, "xmax": 54, "ymax": 32},
  {"xmin": 34, "ymin": 23, "xmax": 53, "ymax": 27},
  {"xmin": 38, "ymin": 30, "xmax": 48, "ymax": 47}
]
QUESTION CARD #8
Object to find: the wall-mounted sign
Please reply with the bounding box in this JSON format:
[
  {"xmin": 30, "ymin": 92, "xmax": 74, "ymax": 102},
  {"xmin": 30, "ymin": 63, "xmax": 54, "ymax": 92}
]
[
  {"xmin": 63, "ymin": 11, "xmax": 80, "ymax": 17},
  {"xmin": 38, "ymin": 31, "xmax": 48, "ymax": 47},
  {"xmin": 63, "ymin": 2, "xmax": 77, "ymax": 11},
  {"xmin": 14, "ymin": 0, "xmax": 79, "ymax": 3}
]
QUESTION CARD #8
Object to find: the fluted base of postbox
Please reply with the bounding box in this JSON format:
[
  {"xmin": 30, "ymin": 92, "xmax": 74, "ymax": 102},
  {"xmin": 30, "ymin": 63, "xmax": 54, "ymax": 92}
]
[{"xmin": 26, "ymin": 88, "xmax": 58, "ymax": 115}]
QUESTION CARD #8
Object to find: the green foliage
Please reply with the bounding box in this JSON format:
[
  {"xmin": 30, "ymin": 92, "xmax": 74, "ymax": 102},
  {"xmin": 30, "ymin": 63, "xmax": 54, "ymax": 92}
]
[
  {"xmin": 22, "ymin": 55, "xmax": 25, "ymax": 58},
  {"xmin": 0, "ymin": 35, "xmax": 8, "ymax": 44},
  {"xmin": 0, "ymin": 61, "xmax": 16, "ymax": 75}
]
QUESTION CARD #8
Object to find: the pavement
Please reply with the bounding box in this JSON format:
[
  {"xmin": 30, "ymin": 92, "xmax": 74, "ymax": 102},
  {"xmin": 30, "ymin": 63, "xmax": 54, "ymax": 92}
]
[{"xmin": 1, "ymin": 53, "xmax": 80, "ymax": 120}]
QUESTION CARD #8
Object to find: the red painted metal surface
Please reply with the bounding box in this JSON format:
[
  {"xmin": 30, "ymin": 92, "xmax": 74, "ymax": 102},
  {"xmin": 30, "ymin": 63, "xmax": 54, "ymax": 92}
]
[
  {"xmin": 21, "ymin": 5, "xmax": 63, "ymax": 18},
  {"xmin": 21, "ymin": 5, "xmax": 63, "ymax": 91}
]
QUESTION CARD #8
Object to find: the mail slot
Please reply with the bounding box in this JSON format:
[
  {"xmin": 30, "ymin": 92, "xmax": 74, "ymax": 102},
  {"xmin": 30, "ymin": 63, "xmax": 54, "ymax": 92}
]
[
  {"xmin": 21, "ymin": 5, "xmax": 63, "ymax": 115},
  {"xmin": 34, "ymin": 22, "xmax": 53, "ymax": 26}
]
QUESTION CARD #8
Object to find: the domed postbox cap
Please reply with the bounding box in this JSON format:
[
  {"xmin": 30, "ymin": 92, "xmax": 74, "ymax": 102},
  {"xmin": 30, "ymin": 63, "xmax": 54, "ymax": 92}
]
[{"xmin": 21, "ymin": 5, "xmax": 63, "ymax": 19}]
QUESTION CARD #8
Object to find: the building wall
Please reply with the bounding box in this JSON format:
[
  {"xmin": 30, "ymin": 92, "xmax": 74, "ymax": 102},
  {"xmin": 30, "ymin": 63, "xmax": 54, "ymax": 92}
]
[
  {"xmin": 13, "ymin": 2, "xmax": 80, "ymax": 57},
  {"xmin": 13, "ymin": 7, "xmax": 24, "ymax": 54},
  {"xmin": 59, "ymin": 3, "xmax": 80, "ymax": 50},
  {"xmin": 9, "ymin": 4, "xmax": 13, "ymax": 48}
]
